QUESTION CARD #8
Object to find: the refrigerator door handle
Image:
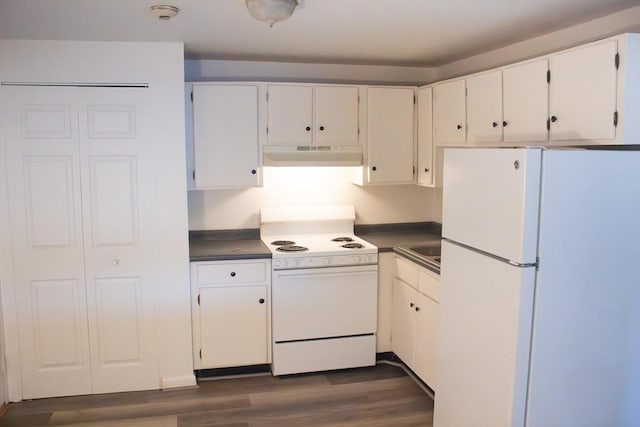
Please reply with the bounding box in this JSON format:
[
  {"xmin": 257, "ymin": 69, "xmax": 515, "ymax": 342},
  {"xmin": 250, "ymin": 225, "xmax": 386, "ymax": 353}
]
[{"xmin": 443, "ymin": 238, "xmax": 538, "ymax": 269}]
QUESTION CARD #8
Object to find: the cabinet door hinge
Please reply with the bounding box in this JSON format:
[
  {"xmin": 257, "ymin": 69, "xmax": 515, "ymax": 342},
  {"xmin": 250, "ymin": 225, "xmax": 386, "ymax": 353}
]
[
  {"xmin": 546, "ymin": 118, "xmax": 551, "ymax": 131},
  {"xmin": 615, "ymin": 52, "xmax": 620, "ymax": 69},
  {"xmin": 614, "ymin": 111, "xmax": 618, "ymax": 127},
  {"xmin": 465, "ymin": 87, "xmax": 468, "ymax": 97},
  {"xmin": 546, "ymin": 70, "xmax": 550, "ymax": 83},
  {"xmin": 266, "ymin": 91, "xmax": 269, "ymax": 102},
  {"xmin": 197, "ymin": 294, "xmax": 200, "ymax": 305},
  {"xmin": 192, "ymin": 170, "xmax": 196, "ymax": 181},
  {"xmin": 199, "ymin": 349, "xmax": 202, "ymax": 359},
  {"xmin": 413, "ymin": 95, "xmax": 416, "ymax": 104},
  {"xmin": 412, "ymin": 166, "xmax": 416, "ymax": 175},
  {"xmin": 266, "ymin": 126, "xmax": 269, "ymax": 134},
  {"xmin": 191, "ymin": 91, "xmax": 193, "ymax": 102}
]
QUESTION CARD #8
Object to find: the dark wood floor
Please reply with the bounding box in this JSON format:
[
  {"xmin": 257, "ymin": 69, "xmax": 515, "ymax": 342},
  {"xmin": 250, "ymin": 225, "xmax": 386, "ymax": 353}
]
[{"xmin": 0, "ymin": 363, "xmax": 434, "ymax": 426}]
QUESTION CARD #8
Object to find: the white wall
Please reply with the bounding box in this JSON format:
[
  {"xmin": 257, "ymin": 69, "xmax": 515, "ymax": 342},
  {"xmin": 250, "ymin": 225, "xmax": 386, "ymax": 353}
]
[
  {"xmin": 0, "ymin": 40, "xmax": 195, "ymax": 400},
  {"xmin": 436, "ymin": 5, "xmax": 640, "ymax": 81},
  {"xmin": 186, "ymin": 59, "xmax": 436, "ymax": 85},
  {"xmin": 189, "ymin": 167, "xmax": 439, "ymax": 230}
]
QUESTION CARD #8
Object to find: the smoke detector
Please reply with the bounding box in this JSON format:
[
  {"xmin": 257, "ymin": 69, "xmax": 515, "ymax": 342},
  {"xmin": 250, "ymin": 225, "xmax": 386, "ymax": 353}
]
[{"xmin": 151, "ymin": 5, "xmax": 179, "ymax": 21}]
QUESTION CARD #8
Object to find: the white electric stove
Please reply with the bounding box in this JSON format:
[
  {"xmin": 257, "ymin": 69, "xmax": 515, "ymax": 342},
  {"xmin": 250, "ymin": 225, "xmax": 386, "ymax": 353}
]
[{"xmin": 260, "ymin": 205, "xmax": 379, "ymax": 376}]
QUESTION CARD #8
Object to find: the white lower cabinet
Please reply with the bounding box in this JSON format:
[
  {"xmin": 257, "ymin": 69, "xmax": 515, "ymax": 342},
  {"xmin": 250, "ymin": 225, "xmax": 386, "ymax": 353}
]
[
  {"xmin": 191, "ymin": 259, "xmax": 271, "ymax": 369},
  {"xmin": 391, "ymin": 256, "xmax": 440, "ymax": 389}
]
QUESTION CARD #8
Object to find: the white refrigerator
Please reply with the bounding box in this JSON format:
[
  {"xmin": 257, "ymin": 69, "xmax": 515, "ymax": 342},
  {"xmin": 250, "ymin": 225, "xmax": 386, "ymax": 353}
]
[{"xmin": 434, "ymin": 148, "xmax": 640, "ymax": 427}]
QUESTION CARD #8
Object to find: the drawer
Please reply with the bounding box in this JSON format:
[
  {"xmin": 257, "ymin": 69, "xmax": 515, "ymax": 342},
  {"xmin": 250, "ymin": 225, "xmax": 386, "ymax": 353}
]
[
  {"xmin": 395, "ymin": 256, "xmax": 418, "ymax": 288},
  {"xmin": 196, "ymin": 261, "xmax": 268, "ymax": 285},
  {"xmin": 418, "ymin": 268, "xmax": 440, "ymax": 302}
]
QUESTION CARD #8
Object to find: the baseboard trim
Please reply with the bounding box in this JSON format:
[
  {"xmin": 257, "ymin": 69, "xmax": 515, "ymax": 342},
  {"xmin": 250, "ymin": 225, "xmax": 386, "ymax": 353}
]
[
  {"xmin": 160, "ymin": 374, "xmax": 197, "ymax": 389},
  {"xmin": 195, "ymin": 364, "xmax": 272, "ymax": 380}
]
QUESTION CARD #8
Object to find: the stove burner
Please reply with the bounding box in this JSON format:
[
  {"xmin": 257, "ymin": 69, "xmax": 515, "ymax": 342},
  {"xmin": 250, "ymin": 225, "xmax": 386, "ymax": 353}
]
[
  {"xmin": 271, "ymin": 240, "xmax": 296, "ymax": 246},
  {"xmin": 341, "ymin": 243, "xmax": 364, "ymax": 249},
  {"xmin": 332, "ymin": 237, "xmax": 355, "ymax": 242},
  {"xmin": 276, "ymin": 245, "xmax": 309, "ymax": 252}
]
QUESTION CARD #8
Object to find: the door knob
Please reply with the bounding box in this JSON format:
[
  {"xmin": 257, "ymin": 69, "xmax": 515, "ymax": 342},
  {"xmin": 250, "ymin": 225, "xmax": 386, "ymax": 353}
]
[
  {"xmin": 230, "ymin": 272, "xmax": 236, "ymax": 277},
  {"xmin": 409, "ymin": 302, "xmax": 414, "ymax": 308},
  {"xmin": 503, "ymin": 121, "xmax": 508, "ymax": 127},
  {"xmin": 456, "ymin": 124, "xmax": 462, "ymax": 130},
  {"xmin": 492, "ymin": 121, "xmax": 498, "ymax": 128},
  {"xmin": 550, "ymin": 116, "xmax": 558, "ymax": 123},
  {"xmin": 259, "ymin": 298, "xmax": 265, "ymax": 304},
  {"xmin": 305, "ymin": 126, "xmax": 311, "ymax": 131}
]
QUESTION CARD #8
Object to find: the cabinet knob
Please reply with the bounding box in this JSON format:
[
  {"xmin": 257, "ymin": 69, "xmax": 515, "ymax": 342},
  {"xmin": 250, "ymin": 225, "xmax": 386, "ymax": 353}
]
[
  {"xmin": 415, "ymin": 306, "xmax": 420, "ymax": 312},
  {"xmin": 424, "ymin": 168, "xmax": 430, "ymax": 173},
  {"xmin": 503, "ymin": 121, "xmax": 508, "ymax": 127},
  {"xmin": 251, "ymin": 169, "xmax": 257, "ymax": 175},
  {"xmin": 230, "ymin": 272, "xmax": 236, "ymax": 277},
  {"xmin": 551, "ymin": 115, "xmax": 558, "ymax": 123},
  {"xmin": 319, "ymin": 126, "xmax": 325, "ymax": 131},
  {"xmin": 409, "ymin": 302, "xmax": 414, "ymax": 308},
  {"xmin": 456, "ymin": 124, "xmax": 462, "ymax": 130},
  {"xmin": 259, "ymin": 298, "xmax": 265, "ymax": 304},
  {"xmin": 372, "ymin": 166, "xmax": 377, "ymax": 171},
  {"xmin": 492, "ymin": 121, "xmax": 498, "ymax": 128},
  {"xmin": 305, "ymin": 126, "xmax": 311, "ymax": 131}
]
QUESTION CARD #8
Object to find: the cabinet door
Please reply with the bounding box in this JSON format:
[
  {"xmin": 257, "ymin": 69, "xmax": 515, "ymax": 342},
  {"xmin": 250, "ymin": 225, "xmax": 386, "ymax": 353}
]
[
  {"xmin": 366, "ymin": 87, "xmax": 415, "ymax": 184},
  {"xmin": 414, "ymin": 293, "xmax": 439, "ymax": 390},
  {"xmin": 549, "ymin": 40, "xmax": 618, "ymax": 141},
  {"xmin": 503, "ymin": 59, "xmax": 549, "ymax": 143},
  {"xmin": 192, "ymin": 85, "xmax": 260, "ymax": 188},
  {"xmin": 434, "ymin": 79, "xmax": 466, "ymax": 145},
  {"xmin": 315, "ymin": 86, "xmax": 359, "ymax": 145},
  {"xmin": 416, "ymin": 87, "xmax": 434, "ymax": 186},
  {"xmin": 466, "ymin": 71, "xmax": 503, "ymax": 143},
  {"xmin": 391, "ymin": 279, "xmax": 416, "ymax": 367},
  {"xmin": 2, "ymin": 86, "xmax": 93, "ymax": 399},
  {"xmin": 199, "ymin": 286, "xmax": 268, "ymax": 368},
  {"xmin": 78, "ymin": 87, "xmax": 160, "ymax": 394},
  {"xmin": 267, "ymin": 85, "xmax": 313, "ymax": 145}
]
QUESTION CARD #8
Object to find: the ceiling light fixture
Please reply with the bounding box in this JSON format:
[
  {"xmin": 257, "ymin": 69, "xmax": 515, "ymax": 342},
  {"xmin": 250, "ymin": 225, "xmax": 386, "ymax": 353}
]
[
  {"xmin": 245, "ymin": 0, "xmax": 299, "ymax": 27},
  {"xmin": 150, "ymin": 5, "xmax": 179, "ymax": 21}
]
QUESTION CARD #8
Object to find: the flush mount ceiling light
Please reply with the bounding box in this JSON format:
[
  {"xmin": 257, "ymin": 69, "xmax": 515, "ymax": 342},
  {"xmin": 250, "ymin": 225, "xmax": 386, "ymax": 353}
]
[
  {"xmin": 245, "ymin": 0, "xmax": 299, "ymax": 27},
  {"xmin": 150, "ymin": 5, "xmax": 179, "ymax": 21}
]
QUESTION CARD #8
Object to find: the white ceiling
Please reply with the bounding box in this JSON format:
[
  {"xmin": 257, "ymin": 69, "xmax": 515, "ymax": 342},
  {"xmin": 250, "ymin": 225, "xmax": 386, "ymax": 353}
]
[{"xmin": 1, "ymin": 0, "xmax": 640, "ymax": 67}]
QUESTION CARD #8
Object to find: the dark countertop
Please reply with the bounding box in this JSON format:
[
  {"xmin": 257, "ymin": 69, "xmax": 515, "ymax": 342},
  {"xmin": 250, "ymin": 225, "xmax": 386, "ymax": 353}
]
[
  {"xmin": 189, "ymin": 222, "xmax": 443, "ymax": 262},
  {"xmin": 189, "ymin": 229, "xmax": 271, "ymax": 262},
  {"xmin": 356, "ymin": 222, "xmax": 441, "ymax": 253}
]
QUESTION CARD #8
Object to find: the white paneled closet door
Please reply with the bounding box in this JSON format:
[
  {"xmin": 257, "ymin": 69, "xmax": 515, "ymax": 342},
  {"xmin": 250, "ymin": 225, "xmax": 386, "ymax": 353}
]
[
  {"xmin": 2, "ymin": 86, "xmax": 93, "ymax": 399},
  {"xmin": 78, "ymin": 87, "xmax": 159, "ymax": 394},
  {"xmin": 2, "ymin": 85, "xmax": 159, "ymax": 399}
]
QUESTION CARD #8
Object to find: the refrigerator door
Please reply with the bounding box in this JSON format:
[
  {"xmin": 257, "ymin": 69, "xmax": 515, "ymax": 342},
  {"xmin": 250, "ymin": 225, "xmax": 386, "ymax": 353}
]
[
  {"xmin": 442, "ymin": 148, "xmax": 541, "ymax": 264},
  {"xmin": 434, "ymin": 240, "xmax": 535, "ymax": 427}
]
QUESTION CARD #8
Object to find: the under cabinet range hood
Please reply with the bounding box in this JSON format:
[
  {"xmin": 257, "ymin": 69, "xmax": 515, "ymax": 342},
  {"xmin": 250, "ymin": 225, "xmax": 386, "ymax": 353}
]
[{"xmin": 263, "ymin": 145, "xmax": 363, "ymax": 166}]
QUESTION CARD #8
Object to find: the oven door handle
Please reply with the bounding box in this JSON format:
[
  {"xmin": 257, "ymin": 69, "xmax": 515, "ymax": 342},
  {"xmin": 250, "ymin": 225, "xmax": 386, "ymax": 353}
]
[{"xmin": 274, "ymin": 265, "xmax": 377, "ymax": 278}]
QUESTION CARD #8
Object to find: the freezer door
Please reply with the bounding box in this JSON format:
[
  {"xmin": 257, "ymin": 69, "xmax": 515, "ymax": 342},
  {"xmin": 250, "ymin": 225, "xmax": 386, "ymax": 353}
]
[
  {"xmin": 433, "ymin": 240, "xmax": 535, "ymax": 427},
  {"xmin": 442, "ymin": 148, "xmax": 541, "ymax": 264}
]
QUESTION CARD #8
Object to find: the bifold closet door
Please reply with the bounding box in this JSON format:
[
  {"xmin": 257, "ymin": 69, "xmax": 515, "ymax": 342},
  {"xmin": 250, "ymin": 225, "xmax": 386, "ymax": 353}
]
[
  {"xmin": 2, "ymin": 85, "xmax": 159, "ymax": 398},
  {"xmin": 2, "ymin": 86, "xmax": 92, "ymax": 399},
  {"xmin": 78, "ymin": 87, "xmax": 159, "ymax": 394}
]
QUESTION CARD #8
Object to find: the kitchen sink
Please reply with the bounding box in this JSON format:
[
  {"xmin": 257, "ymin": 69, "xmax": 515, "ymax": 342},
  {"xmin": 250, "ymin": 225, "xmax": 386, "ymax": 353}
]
[{"xmin": 394, "ymin": 243, "xmax": 441, "ymax": 272}]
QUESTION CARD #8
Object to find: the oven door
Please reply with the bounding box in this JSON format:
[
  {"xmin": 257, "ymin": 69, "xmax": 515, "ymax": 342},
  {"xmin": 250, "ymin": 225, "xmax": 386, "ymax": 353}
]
[{"xmin": 272, "ymin": 264, "xmax": 378, "ymax": 342}]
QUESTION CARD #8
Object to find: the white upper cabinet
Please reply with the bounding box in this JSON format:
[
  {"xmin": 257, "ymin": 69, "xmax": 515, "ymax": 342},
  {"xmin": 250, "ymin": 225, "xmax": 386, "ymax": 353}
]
[
  {"xmin": 314, "ymin": 86, "xmax": 360, "ymax": 144},
  {"xmin": 466, "ymin": 70, "xmax": 503, "ymax": 144},
  {"xmin": 549, "ymin": 40, "xmax": 618, "ymax": 142},
  {"xmin": 434, "ymin": 79, "xmax": 466, "ymax": 145},
  {"xmin": 503, "ymin": 59, "xmax": 549, "ymax": 143},
  {"xmin": 267, "ymin": 84, "xmax": 359, "ymax": 146},
  {"xmin": 467, "ymin": 61, "xmax": 549, "ymax": 144},
  {"xmin": 362, "ymin": 86, "xmax": 415, "ymax": 184},
  {"xmin": 192, "ymin": 84, "xmax": 261, "ymax": 189},
  {"xmin": 416, "ymin": 86, "xmax": 434, "ymax": 187}
]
